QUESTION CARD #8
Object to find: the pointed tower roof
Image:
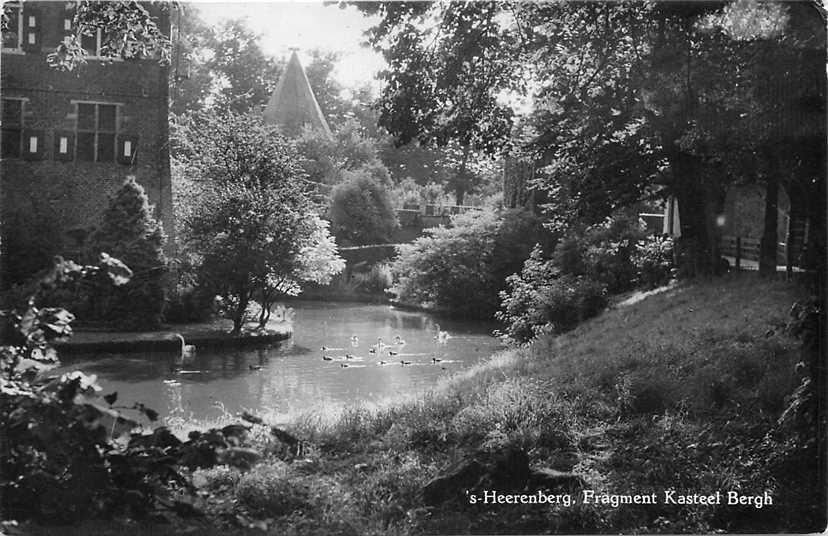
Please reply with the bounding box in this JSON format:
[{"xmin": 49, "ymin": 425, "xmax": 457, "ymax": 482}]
[{"xmin": 263, "ymin": 50, "xmax": 332, "ymax": 139}]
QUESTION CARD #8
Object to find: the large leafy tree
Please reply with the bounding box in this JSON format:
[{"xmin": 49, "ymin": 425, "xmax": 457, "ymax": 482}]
[
  {"xmin": 203, "ymin": 19, "xmax": 283, "ymax": 113},
  {"xmin": 169, "ymin": 3, "xmax": 216, "ymax": 115},
  {"xmin": 359, "ymin": 0, "xmax": 825, "ymax": 275},
  {"xmin": 358, "ymin": 2, "xmax": 520, "ymax": 205},
  {"xmin": 176, "ymin": 112, "xmax": 344, "ymax": 333}
]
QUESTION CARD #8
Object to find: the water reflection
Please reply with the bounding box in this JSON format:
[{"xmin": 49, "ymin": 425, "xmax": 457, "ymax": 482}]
[{"xmin": 53, "ymin": 302, "xmax": 503, "ymax": 424}]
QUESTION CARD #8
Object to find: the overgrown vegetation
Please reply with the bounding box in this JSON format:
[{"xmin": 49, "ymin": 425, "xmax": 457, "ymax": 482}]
[
  {"xmin": 497, "ymin": 215, "xmax": 675, "ymax": 343},
  {"xmin": 262, "ymin": 276, "xmax": 821, "ymax": 534},
  {"xmin": 391, "ymin": 208, "xmax": 546, "ymax": 319}
]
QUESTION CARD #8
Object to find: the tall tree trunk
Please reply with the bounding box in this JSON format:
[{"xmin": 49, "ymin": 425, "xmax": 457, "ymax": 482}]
[
  {"xmin": 454, "ymin": 144, "xmax": 471, "ymax": 206},
  {"xmin": 759, "ymin": 168, "xmax": 779, "ymax": 277},
  {"xmin": 671, "ymin": 153, "xmax": 716, "ymax": 277},
  {"xmin": 455, "ymin": 187, "xmax": 465, "ymax": 206},
  {"xmin": 232, "ymin": 290, "xmax": 249, "ymax": 335}
]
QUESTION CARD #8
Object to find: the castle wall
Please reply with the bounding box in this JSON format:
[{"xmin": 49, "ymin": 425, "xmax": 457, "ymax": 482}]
[{"xmin": 1, "ymin": 2, "xmax": 173, "ymax": 263}]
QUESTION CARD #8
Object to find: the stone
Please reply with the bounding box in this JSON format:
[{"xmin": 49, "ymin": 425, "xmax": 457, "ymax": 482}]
[
  {"xmin": 528, "ymin": 467, "xmax": 586, "ymax": 492},
  {"xmin": 421, "ymin": 446, "xmax": 531, "ymax": 506}
]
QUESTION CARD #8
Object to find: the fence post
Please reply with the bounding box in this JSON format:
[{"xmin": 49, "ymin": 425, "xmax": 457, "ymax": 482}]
[{"xmin": 735, "ymin": 237, "xmax": 741, "ymax": 270}]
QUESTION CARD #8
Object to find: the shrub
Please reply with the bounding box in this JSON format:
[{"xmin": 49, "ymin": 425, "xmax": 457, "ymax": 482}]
[
  {"xmin": 390, "ymin": 208, "xmax": 545, "ymax": 319},
  {"xmin": 632, "ymin": 234, "xmax": 675, "ymax": 289},
  {"xmin": 497, "ymin": 245, "xmax": 608, "ymax": 343},
  {"xmin": 329, "ymin": 174, "xmax": 398, "ymax": 246},
  {"xmin": 555, "ymin": 213, "xmax": 646, "ymax": 294},
  {"xmin": 83, "ymin": 177, "xmax": 168, "ymax": 329},
  {"xmin": 350, "ymin": 263, "xmax": 394, "ymax": 294}
]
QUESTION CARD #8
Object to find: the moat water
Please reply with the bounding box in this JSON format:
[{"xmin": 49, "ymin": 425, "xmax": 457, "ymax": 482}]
[{"xmin": 53, "ymin": 301, "xmax": 504, "ymax": 426}]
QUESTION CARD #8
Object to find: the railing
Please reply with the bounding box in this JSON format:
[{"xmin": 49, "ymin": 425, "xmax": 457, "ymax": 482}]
[
  {"xmin": 400, "ymin": 203, "xmax": 482, "ymax": 216},
  {"xmin": 720, "ymin": 235, "xmax": 761, "ymax": 269}
]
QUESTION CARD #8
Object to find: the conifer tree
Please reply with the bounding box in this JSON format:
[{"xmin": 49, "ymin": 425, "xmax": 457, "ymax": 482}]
[{"xmin": 89, "ymin": 177, "xmax": 167, "ymax": 328}]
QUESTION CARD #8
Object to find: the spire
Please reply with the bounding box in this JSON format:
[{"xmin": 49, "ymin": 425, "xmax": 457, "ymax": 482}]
[{"xmin": 263, "ymin": 50, "xmax": 332, "ymax": 138}]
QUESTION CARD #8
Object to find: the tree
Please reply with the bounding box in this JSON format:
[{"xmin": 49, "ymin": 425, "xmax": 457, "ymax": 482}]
[
  {"xmin": 357, "ymin": 2, "xmax": 519, "ymax": 205},
  {"xmin": 204, "ymin": 19, "xmax": 283, "ymax": 113},
  {"xmin": 177, "ymin": 112, "xmax": 344, "ymax": 334},
  {"xmin": 359, "ymin": 1, "xmax": 825, "ymax": 275},
  {"xmin": 296, "ymin": 118, "xmax": 389, "ymax": 187},
  {"xmin": 35, "ymin": 1, "xmax": 171, "ymax": 70},
  {"xmin": 87, "ymin": 177, "xmax": 168, "ymax": 329},
  {"xmin": 329, "ymin": 174, "xmax": 398, "ymax": 246},
  {"xmin": 169, "ymin": 3, "xmax": 216, "ymax": 115}
]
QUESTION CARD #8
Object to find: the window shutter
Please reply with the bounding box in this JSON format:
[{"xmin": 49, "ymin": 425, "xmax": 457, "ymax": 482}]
[
  {"xmin": 53, "ymin": 130, "xmax": 75, "ymax": 161},
  {"xmin": 117, "ymin": 135, "xmax": 138, "ymax": 165},
  {"xmin": 22, "ymin": 129, "xmax": 45, "ymax": 160},
  {"xmin": 21, "ymin": 8, "xmax": 40, "ymax": 52}
]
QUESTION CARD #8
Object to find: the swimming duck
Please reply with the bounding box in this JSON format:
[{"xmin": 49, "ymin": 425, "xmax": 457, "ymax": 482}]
[{"xmin": 434, "ymin": 324, "xmax": 450, "ymax": 344}]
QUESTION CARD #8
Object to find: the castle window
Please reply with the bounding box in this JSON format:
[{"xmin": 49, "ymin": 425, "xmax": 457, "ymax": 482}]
[
  {"xmin": 76, "ymin": 102, "xmax": 118, "ymax": 162},
  {"xmin": 53, "ymin": 130, "xmax": 75, "ymax": 162},
  {"xmin": 117, "ymin": 135, "xmax": 139, "ymax": 165},
  {"xmin": 1, "ymin": 98, "xmax": 24, "ymax": 158},
  {"xmin": 22, "ymin": 129, "xmax": 45, "ymax": 160},
  {"xmin": 1, "ymin": 2, "xmax": 23, "ymax": 50}
]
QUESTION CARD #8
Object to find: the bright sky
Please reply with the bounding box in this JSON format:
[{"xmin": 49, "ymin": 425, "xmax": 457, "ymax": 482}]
[{"xmin": 196, "ymin": 1, "xmax": 385, "ymax": 91}]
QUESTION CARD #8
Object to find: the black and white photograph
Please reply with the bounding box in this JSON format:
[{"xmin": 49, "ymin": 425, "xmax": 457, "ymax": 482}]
[{"xmin": 0, "ymin": 1, "xmax": 825, "ymax": 534}]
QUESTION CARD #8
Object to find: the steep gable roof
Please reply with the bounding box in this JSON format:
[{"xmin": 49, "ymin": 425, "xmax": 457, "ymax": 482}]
[{"xmin": 263, "ymin": 51, "xmax": 332, "ymax": 138}]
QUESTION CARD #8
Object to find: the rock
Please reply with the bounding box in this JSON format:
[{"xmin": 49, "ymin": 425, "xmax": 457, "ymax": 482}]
[
  {"xmin": 421, "ymin": 446, "xmax": 587, "ymax": 507},
  {"xmin": 528, "ymin": 467, "xmax": 586, "ymax": 491},
  {"xmin": 486, "ymin": 447, "xmax": 530, "ymax": 490},
  {"xmin": 422, "ymin": 446, "xmax": 530, "ymax": 506},
  {"xmin": 422, "ymin": 458, "xmax": 487, "ymax": 506}
]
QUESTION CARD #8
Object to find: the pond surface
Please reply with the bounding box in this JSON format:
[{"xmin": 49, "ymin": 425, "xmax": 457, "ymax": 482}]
[{"xmin": 53, "ymin": 302, "xmax": 504, "ymax": 426}]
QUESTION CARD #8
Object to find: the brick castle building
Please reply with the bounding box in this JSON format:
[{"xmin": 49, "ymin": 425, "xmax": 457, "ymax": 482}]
[{"xmin": 1, "ymin": 1, "xmax": 173, "ymax": 285}]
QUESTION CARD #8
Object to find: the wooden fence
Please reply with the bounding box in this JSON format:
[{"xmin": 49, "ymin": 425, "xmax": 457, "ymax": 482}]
[{"xmin": 719, "ymin": 235, "xmax": 761, "ymax": 269}]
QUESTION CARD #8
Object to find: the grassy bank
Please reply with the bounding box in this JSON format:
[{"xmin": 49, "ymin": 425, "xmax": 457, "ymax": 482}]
[{"xmin": 20, "ymin": 274, "xmax": 822, "ymax": 535}]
